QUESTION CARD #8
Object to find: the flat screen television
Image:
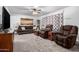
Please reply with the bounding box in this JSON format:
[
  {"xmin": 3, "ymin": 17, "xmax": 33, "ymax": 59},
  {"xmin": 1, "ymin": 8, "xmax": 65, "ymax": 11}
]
[{"xmin": 2, "ymin": 6, "xmax": 10, "ymax": 30}]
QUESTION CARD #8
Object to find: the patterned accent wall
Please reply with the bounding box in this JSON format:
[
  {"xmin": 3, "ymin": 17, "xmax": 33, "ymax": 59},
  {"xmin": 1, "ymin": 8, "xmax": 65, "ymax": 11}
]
[{"xmin": 41, "ymin": 12, "xmax": 63, "ymax": 32}]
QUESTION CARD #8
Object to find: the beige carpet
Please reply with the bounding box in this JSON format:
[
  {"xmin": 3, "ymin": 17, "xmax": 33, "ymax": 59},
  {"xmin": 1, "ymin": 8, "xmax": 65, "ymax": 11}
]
[{"xmin": 13, "ymin": 34, "xmax": 79, "ymax": 52}]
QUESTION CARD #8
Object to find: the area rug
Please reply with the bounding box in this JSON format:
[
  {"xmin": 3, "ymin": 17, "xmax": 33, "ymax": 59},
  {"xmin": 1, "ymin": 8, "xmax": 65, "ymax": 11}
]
[{"xmin": 13, "ymin": 34, "xmax": 79, "ymax": 52}]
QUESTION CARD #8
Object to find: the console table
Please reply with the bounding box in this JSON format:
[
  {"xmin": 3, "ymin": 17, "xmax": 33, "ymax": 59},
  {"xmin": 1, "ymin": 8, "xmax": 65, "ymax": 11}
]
[{"xmin": 0, "ymin": 33, "xmax": 13, "ymax": 52}]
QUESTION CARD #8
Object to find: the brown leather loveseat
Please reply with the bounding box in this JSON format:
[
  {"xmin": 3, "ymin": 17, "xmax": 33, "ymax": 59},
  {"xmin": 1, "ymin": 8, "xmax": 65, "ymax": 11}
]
[{"xmin": 17, "ymin": 25, "xmax": 33, "ymax": 35}]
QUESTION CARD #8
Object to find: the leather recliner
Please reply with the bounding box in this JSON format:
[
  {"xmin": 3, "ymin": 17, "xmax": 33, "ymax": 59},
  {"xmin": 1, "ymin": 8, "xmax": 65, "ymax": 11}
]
[
  {"xmin": 39, "ymin": 25, "xmax": 53, "ymax": 38},
  {"xmin": 54, "ymin": 25, "xmax": 78, "ymax": 49}
]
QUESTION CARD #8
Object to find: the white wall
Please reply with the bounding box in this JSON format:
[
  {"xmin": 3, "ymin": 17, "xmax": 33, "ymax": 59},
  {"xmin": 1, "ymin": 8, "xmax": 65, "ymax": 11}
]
[
  {"xmin": 0, "ymin": 7, "xmax": 2, "ymax": 15},
  {"xmin": 0, "ymin": 6, "xmax": 2, "ymax": 24},
  {"xmin": 64, "ymin": 7, "xmax": 79, "ymax": 27},
  {"xmin": 10, "ymin": 15, "xmax": 38, "ymax": 32}
]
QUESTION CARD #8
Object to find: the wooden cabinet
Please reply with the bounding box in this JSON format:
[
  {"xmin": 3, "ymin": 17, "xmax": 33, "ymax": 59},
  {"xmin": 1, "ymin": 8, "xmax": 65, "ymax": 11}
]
[{"xmin": 0, "ymin": 33, "xmax": 13, "ymax": 52}]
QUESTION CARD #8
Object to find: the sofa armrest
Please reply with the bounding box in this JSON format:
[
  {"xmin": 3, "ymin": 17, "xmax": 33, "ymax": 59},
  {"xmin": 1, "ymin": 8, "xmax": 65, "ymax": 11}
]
[
  {"xmin": 53, "ymin": 32, "xmax": 63, "ymax": 35},
  {"xmin": 66, "ymin": 34, "xmax": 76, "ymax": 43},
  {"xmin": 68, "ymin": 34, "xmax": 76, "ymax": 37}
]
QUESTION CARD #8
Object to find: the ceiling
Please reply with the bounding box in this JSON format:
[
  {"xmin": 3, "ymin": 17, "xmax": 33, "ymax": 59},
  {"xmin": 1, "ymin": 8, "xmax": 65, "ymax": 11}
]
[{"xmin": 6, "ymin": 6, "xmax": 67, "ymax": 16}]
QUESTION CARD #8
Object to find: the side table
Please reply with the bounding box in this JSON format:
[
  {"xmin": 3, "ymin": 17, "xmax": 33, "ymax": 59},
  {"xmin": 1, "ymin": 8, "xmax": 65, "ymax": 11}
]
[{"xmin": 48, "ymin": 31, "xmax": 54, "ymax": 41}]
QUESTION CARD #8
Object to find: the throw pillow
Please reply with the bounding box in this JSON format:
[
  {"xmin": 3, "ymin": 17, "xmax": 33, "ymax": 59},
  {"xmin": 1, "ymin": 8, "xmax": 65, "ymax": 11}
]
[{"xmin": 21, "ymin": 27, "xmax": 25, "ymax": 30}]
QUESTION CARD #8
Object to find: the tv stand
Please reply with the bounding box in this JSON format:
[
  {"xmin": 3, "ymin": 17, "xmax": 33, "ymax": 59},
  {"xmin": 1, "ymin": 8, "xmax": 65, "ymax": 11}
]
[{"xmin": 0, "ymin": 33, "xmax": 13, "ymax": 52}]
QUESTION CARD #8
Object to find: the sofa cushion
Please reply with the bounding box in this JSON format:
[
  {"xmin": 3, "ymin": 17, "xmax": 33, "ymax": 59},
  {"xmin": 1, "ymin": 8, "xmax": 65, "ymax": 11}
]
[
  {"xmin": 63, "ymin": 30, "xmax": 70, "ymax": 36},
  {"xmin": 63, "ymin": 25, "xmax": 72, "ymax": 31},
  {"xmin": 25, "ymin": 26, "xmax": 33, "ymax": 29},
  {"xmin": 21, "ymin": 27, "xmax": 26, "ymax": 30},
  {"xmin": 56, "ymin": 35, "xmax": 67, "ymax": 41}
]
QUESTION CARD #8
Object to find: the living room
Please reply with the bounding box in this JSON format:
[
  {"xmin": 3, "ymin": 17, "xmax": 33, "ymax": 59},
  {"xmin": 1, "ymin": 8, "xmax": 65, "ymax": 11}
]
[{"xmin": 0, "ymin": 6, "xmax": 79, "ymax": 52}]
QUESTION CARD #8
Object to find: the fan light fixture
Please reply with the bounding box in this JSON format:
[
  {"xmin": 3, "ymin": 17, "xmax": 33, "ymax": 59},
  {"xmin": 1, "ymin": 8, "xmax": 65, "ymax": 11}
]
[
  {"xmin": 32, "ymin": 11, "xmax": 38, "ymax": 15},
  {"xmin": 32, "ymin": 8, "xmax": 38, "ymax": 15},
  {"xmin": 32, "ymin": 6, "xmax": 41, "ymax": 15}
]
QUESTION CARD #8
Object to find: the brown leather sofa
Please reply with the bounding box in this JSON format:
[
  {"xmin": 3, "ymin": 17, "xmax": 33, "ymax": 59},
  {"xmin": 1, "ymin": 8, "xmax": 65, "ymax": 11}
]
[
  {"xmin": 39, "ymin": 25, "xmax": 53, "ymax": 39},
  {"xmin": 54, "ymin": 25, "xmax": 78, "ymax": 49},
  {"xmin": 17, "ymin": 25, "xmax": 33, "ymax": 35}
]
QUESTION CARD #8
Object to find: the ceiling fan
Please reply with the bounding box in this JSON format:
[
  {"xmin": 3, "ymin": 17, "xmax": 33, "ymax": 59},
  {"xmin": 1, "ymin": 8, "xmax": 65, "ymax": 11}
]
[
  {"xmin": 16, "ymin": 6, "xmax": 42, "ymax": 15},
  {"xmin": 32, "ymin": 8, "xmax": 41, "ymax": 15}
]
